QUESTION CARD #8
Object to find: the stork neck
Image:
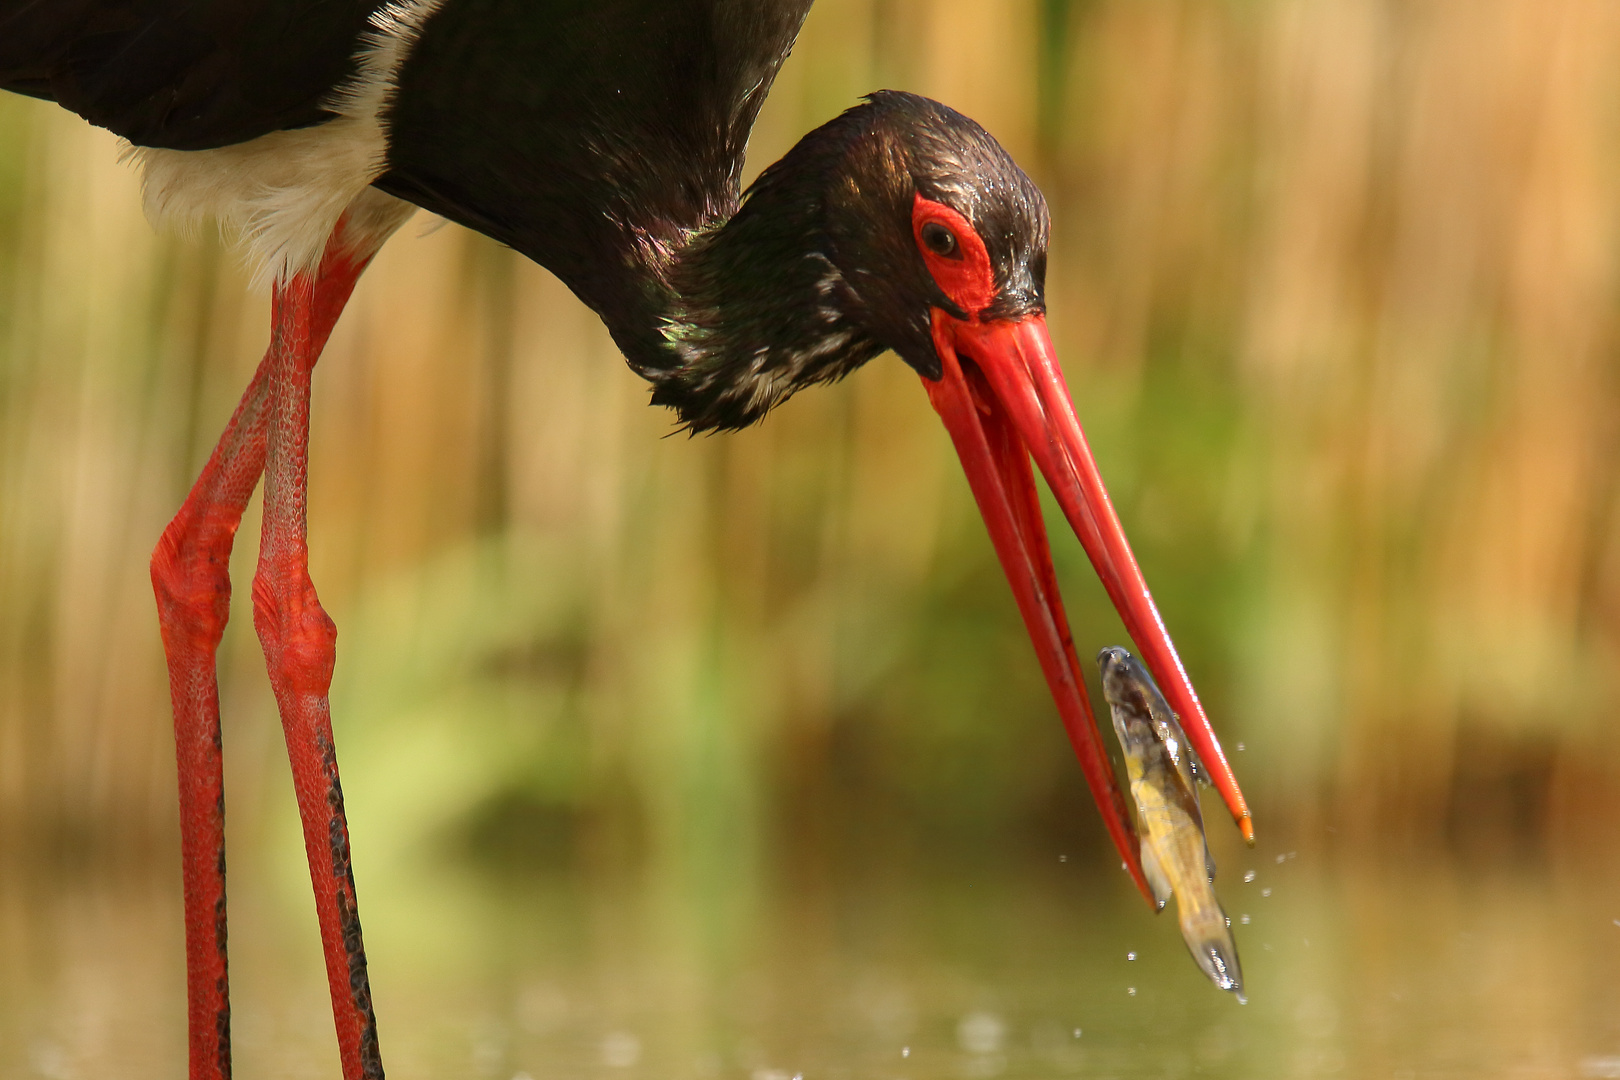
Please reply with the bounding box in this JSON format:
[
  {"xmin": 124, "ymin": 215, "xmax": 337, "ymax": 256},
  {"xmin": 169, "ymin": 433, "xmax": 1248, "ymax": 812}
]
[{"xmin": 619, "ymin": 186, "xmax": 878, "ymax": 433}]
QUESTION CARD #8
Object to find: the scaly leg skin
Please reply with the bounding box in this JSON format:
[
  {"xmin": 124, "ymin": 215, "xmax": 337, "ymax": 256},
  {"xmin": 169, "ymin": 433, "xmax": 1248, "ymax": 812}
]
[
  {"xmin": 152, "ymin": 353, "xmax": 270, "ymax": 1080},
  {"xmin": 252, "ymin": 253, "xmax": 385, "ymax": 1080},
  {"xmin": 151, "ymin": 238, "xmax": 372, "ymax": 1080}
]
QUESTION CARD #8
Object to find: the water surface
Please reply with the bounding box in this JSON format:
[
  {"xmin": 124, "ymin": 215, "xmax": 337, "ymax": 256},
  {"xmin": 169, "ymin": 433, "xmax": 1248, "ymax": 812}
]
[{"xmin": 5, "ymin": 834, "xmax": 1617, "ymax": 1080}]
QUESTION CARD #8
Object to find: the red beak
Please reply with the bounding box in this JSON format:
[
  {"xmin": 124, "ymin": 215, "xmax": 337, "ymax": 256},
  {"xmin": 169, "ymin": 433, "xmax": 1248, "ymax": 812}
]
[{"xmin": 922, "ymin": 309, "xmax": 1253, "ymax": 903}]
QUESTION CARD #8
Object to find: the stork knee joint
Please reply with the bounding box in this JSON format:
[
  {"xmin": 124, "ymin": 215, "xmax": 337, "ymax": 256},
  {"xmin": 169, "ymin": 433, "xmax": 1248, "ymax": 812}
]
[
  {"xmin": 251, "ymin": 570, "xmax": 337, "ymax": 696},
  {"xmin": 150, "ymin": 518, "xmax": 236, "ymax": 652}
]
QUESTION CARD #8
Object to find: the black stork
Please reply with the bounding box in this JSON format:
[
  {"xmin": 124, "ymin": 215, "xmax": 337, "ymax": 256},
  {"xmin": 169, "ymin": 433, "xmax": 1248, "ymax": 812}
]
[{"xmin": 2, "ymin": 2, "xmax": 1253, "ymax": 1077}]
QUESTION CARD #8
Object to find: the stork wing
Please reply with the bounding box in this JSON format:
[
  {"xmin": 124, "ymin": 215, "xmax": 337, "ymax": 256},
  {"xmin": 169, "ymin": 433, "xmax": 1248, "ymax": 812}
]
[{"xmin": 0, "ymin": 0, "xmax": 387, "ymax": 150}]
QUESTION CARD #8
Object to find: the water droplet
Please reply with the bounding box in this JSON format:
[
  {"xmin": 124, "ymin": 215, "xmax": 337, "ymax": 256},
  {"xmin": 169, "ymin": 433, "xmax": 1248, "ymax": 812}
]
[
  {"xmin": 1261, "ymin": 888, "xmax": 1272, "ymax": 897},
  {"xmin": 1127, "ymin": 987, "xmax": 1136, "ymax": 996},
  {"xmin": 1243, "ymin": 870, "xmax": 1256, "ymax": 883},
  {"xmin": 1073, "ymin": 1029, "xmax": 1082, "ymax": 1038},
  {"xmin": 1236, "ymin": 742, "xmax": 1245, "ymax": 751},
  {"xmin": 902, "ymin": 1048, "xmax": 910, "ymax": 1059},
  {"xmin": 1240, "ymin": 914, "xmax": 1250, "ymax": 924},
  {"xmin": 1059, "ymin": 855, "xmax": 1067, "ymax": 862},
  {"xmin": 1126, "ymin": 951, "xmax": 1136, "ymax": 961}
]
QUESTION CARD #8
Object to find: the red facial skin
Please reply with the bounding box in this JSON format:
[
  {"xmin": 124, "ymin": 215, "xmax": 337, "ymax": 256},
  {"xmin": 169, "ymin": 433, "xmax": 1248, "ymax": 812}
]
[{"xmin": 911, "ymin": 193, "xmax": 1252, "ymax": 903}]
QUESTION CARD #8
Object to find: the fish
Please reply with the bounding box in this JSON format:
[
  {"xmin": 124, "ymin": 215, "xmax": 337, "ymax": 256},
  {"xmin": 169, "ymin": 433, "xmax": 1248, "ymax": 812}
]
[{"xmin": 1097, "ymin": 645, "xmax": 1244, "ymax": 1000}]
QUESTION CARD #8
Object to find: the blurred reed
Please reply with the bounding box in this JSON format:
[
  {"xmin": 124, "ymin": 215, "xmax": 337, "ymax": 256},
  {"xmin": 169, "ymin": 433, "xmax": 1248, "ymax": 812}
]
[{"xmin": 1, "ymin": 0, "xmax": 1617, "ymax": 877}]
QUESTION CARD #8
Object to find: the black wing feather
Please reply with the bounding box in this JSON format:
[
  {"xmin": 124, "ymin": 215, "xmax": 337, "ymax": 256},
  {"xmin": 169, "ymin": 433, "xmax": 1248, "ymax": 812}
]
[{"xmin": 0, "ymin": 0, "xmax": 385, "ymax": 150}]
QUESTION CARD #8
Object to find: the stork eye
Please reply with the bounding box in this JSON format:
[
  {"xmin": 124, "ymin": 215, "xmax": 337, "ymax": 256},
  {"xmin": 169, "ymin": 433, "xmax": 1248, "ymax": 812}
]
[{"xmin": 921, "ymin": 221, "xmax": 962, "ymax": 259}]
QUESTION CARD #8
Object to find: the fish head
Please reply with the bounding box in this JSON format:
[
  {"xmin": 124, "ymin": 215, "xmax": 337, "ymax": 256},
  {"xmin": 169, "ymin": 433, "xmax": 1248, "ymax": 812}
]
[
  {"xmin": 1098, "ymin": 646, "xmax": 1169, "ymax": 750},
  {"xmin": 1099, "ymin": 645, "xmax": 1203, "ymax": 786}
]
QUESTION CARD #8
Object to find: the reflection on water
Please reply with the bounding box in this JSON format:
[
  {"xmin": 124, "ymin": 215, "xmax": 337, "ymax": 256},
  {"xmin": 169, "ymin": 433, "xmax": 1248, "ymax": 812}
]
[{"xmin": 5, "ymin": 835, "xmax": 1619, "ymax": 1080}]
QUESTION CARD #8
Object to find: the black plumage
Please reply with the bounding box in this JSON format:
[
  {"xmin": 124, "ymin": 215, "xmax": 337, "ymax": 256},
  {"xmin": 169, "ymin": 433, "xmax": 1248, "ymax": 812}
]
[
  {"xmin": 0, "ymin": 0, "xmax": 385, "ymax": 149},
  {"xmin": 377, "ymin": 0, "xmax": 818, "ymax": 415}
]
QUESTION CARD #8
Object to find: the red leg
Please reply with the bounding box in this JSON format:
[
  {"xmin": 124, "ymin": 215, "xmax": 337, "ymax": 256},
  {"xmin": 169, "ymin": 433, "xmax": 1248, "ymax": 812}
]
[
  {"xmin": 153, "ymin": 358, "xmax": 269, "ymax": 1080},
  {"xmin": 251, "ymin": 251, "xmax": 384, "ymax": 1080},
  {"xmin": 152, "ymin": 243, "xmax": 372, "ymax": 1080}
]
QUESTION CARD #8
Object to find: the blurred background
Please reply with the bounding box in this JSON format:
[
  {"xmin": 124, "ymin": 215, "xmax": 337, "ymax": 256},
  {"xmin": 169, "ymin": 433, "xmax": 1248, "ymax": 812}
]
[{"xmin": 3, "ymin": 0, "xmax": 1620, "ymax": 1077}]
